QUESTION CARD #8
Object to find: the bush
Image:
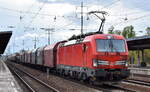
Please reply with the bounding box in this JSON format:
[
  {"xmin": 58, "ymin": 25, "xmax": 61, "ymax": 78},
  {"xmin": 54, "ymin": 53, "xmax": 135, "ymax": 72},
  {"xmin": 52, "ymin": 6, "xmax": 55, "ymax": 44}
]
[{"xmin": 141, "ymin": 62, "xmax": 147, "ymax": 67}]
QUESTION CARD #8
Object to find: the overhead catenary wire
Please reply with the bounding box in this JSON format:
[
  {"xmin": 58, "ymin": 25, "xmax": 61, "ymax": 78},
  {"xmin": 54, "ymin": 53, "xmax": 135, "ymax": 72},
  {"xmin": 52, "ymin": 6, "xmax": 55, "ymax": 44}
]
[
  {"xmin": 1, "ymin": 1, "xmax": 150, "ymax": 32},
  {"xmin": 89, "ymin": 0, "xmax": 150, "ymax": 30},
  {"xmin": 0, "ymin": 1, "xmax": 148, "ymax": 27},
  {"xmin": 0, "ymin": 0, "xmax": 144, "ymax": 20},
  {"xmin": 110, "ymin": 10, "xmax": 150, "ymax": 17},
  {"xmin": 2, "ymin": 0, "xmax": 150, "ymax": 53},
  {"xmin": 20, "ymin": 1, "xmax": 38, "ymax": 21},
  {"xmin": 25, "ymin": 0, "xmax": 47, "ymax": 30},
  {"xmin": 0, "ymin": 5, "xmax": 75, "ymax": 18},
  {"xmin": 101, "ymin": 0, "xmax": 121, "ymax": 9},
  {"xmin": 112, "ymin": 13, "xmax": 150, "ymax": 26},
  {"xmin": 0, "ymin": 4, "xmax": 77, "ymax": 32}
]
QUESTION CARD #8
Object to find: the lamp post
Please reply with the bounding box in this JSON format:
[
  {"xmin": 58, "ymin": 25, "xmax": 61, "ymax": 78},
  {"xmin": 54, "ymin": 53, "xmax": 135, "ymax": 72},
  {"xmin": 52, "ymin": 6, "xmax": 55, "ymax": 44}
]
[{"xmin": 7, "ymin": 26, "xmax": 15, "ymax": 53}]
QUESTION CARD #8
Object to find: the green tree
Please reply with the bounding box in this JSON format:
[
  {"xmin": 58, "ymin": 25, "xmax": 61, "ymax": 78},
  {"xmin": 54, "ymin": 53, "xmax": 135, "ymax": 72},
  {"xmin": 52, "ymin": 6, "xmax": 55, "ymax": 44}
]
[
  {"xmin": 145, "ymin": 27, "xmax": 150, "ymax": 65},
  {"xmin": 122, "ymin": 25, "xmax": 135, "ymax": 38},
  {"xmin": 145, "ymin": 27, "xmax": 150, "ymax": 35}
]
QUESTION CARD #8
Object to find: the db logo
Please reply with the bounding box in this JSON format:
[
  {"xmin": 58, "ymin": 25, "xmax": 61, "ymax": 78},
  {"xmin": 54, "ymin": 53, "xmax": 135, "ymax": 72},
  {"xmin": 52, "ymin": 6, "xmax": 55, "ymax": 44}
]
[{"xmin": 110, "ymin": 62, "xmax": 114, "ymax": 65}]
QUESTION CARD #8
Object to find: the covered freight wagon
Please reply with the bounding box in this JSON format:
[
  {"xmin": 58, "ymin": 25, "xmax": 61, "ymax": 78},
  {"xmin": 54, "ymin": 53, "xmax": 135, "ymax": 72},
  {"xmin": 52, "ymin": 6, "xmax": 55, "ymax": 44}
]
[
  {"xmin": 43, "ymin": 42, "xmax": 65, "ymax": 68},
  {"xmin": 31, "ymin": 49, "xmax": 37, "ymax": 64},
  {"xmin": 36, "ymin": 47, "xmax": 45, "ymax": 65}
]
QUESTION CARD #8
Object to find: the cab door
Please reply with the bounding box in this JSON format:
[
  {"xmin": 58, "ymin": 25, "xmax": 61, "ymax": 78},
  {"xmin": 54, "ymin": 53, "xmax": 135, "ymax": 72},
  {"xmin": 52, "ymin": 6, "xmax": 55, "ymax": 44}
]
[{"xmin": 82, "ymin": 43, "xmax": 87, "ymax": 67}]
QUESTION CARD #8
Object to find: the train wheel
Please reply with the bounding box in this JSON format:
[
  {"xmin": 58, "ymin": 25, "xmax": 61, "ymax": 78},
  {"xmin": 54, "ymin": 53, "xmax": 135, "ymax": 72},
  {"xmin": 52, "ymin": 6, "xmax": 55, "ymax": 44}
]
[
  {"xmin": 72, "ymin": 72, "xmax": 75, "ymax": 78},
  {"xmin": 62, "ymin": 70, "xmax": 65, "ymax": 76},
  {"xmin": 89, "ymin": 77, "xmax": 96, "ymax": 85},
  {"xmin": 80, "ymin": 73, "xmax": 87, "ymax": 82}
]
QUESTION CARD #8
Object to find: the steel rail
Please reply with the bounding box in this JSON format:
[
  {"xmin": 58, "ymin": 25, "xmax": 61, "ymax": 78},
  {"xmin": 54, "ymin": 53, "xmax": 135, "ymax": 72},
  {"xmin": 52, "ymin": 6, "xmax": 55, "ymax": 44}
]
[
  {"xmin": 7, "ymin": 65, "xmax": 35, "ymax": 92},
  {"xmin": 124, "ymin": 79, "xmax": 150, "ymax": 87},
  {"xmin": 7, "ymin": 63, "xmax": 60, "ymax": 92}
]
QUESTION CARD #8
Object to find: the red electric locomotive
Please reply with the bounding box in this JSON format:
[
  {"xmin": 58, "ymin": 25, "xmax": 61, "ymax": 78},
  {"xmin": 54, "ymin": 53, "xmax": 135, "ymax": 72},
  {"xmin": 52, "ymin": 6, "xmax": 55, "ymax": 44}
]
[
  {"xmin": 8, "ymin": 33, "xmax": 130, "ymax": 84},
  {"xmin": 8, "ymin": 11, "xmax": 130, "ymax": 84},
  {"xmin": 56, "ymin": 33, "xmax": 129, "ymax": 82}
]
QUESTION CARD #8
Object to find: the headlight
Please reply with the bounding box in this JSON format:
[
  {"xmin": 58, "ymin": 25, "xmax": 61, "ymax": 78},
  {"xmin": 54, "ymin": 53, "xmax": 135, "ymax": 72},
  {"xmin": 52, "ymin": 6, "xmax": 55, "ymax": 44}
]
[
  {"xmin": 93, "ymin": 59, "xmax": 109, "ymax": 67},
  {"xmin": 115, "ymin": 61, "xmax": 126, "ymax": 65},
  {"xmin": 125, "ymin": 62, "xmax": 128, "ymax": 67},
  {"xmin": 97, "ymin": 60, "xmax": 109, "ymax": 65},
  {"xmin": 93, "ymin": 59, "xmax": 98, "ymax": 67}
]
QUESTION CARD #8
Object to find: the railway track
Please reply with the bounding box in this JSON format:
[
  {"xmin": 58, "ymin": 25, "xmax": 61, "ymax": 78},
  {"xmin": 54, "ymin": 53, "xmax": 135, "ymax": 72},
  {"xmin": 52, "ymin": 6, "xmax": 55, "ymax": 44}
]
[
  {"xmin": 102, "ymin": 84, "xmax": 136, "ymax": 92},
  {"xmin": 7, "ymin": 63, "xmax": 60, "ymax": 92},
  {"xmin": 124, "ymin": 79, "xmax": 150, "ymax": 87},
  {"xmin": 6, "ymin": 61, "xmax": 136, "ymax": 92},
  {"xmin": 58, "ymin": 74, "xmax": 136, "ymax": 92}
]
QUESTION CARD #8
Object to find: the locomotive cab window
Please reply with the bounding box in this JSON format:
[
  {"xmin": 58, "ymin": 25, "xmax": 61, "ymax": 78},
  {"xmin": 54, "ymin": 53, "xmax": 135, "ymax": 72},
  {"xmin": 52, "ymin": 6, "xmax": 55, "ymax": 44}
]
[{"xmin": 96, "ymin": 39, "xmax": 126, "ymax": 52}]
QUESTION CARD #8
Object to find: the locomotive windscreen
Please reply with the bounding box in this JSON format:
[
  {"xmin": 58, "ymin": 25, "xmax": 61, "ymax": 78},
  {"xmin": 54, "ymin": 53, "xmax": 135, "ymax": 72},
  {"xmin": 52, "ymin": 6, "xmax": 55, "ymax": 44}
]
[{"xmin": 96, "ymin": 39, "xmax": 126, "ymax": 52}]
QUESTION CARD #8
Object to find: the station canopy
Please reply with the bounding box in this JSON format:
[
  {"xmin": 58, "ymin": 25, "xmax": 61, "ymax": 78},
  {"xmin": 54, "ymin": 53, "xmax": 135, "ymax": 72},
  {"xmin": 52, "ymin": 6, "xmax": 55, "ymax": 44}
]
[
  {"xmin": 0, "ymin": 31, "xmax": 12, "ymax": 54},
  {"xmin": 127, "ymin": 35, "xmax": 150, "ymax": 50}
]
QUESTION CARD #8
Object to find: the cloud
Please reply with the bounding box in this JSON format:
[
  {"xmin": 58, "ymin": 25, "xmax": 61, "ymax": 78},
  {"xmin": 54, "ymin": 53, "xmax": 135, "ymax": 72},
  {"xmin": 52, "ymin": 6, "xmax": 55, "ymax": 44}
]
[
  {"xmin": 41, "ymin": 3, "xmax": 75, "ymax": 16},
  {"xmin": 85, "ymin": 1, "xmax": 150, "ymax": 34},
  {"xmin": 47, "ymin": 0, "xmax": 63, "ymax": 1},
  {"xmin": 3, "ymin": 0, "xmax": 150, "ymax": 53},
  {"xmin": 121, "ymin": 0, "xmax": 150, "ymax": 12},
  {"xmin": 15, "ymin": 32, "xmax": 46, "ymax": 40},
  {"xmin": 0, "ymin": 0, "xmax": 37, "ymax": 10}
]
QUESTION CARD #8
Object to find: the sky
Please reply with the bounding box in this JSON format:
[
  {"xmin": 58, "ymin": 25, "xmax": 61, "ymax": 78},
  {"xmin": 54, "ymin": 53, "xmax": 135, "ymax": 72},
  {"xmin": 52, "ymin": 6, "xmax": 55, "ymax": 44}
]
[{"xmin": 0, "ymin": 0, "xmax": 150, "ymax": 54}]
